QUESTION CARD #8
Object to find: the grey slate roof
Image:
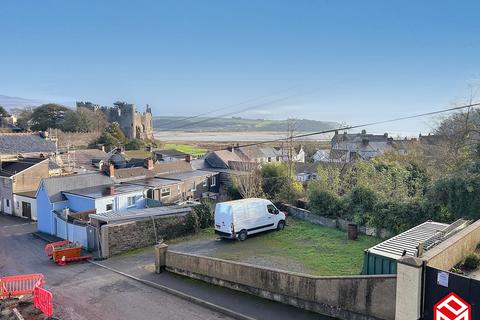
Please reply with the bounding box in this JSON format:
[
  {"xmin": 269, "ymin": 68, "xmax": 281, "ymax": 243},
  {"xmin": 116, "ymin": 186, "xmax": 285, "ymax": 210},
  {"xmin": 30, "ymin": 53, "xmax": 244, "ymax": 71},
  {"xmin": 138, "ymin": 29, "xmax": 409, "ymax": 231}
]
[
  {"xmin": 154, "ymin": 149, "xmax": 187, "ymax": 157},
  {"xmin": 0, "ymin": 133, "xmax": 56, "ymax": 155},
  {"xmin": 0, "ymin": 158, "xmax": 48, "ymax": 177},
  {"xmin": 205, "ymin": 150, "xmax": 242, "ymax": 169},
  {"xmin": 41, "ymin": 173, "xmax": 114, "ymax": 202}
]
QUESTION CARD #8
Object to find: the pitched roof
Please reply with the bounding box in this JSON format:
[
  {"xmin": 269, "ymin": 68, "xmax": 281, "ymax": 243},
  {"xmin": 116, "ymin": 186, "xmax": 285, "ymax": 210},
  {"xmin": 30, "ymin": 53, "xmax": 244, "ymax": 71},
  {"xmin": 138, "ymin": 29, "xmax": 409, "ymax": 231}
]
[
  {"xmin": 158, "ymin": 170, "xmax": 217, "ymax": 181},
  {"xmin": 113, "ymin": 167, "xmax": 155, "ymax": 181},
  {"xmin": 235, "ymin": 146, "xmax": 265, "ymax": 161},
  {"xmin": 63, "ymin": 183, "xmax": 144, "ymax": 199},
  {"xmin": 0, "ymin": 133, "xmax": 56, "ymax": 155},
  {"xmin": 41, "ymin": 173, "xmax": 114, "ymax": 202},
  {"xmin": 153, "ymin": 161, "xmax": 193, "ymax": 175},
  {"xmin": 71, "ymin": 149, "xmax": 108, "ymax": 168},
  {"xmin": 295, "ymin": 162, "xmax": 320, "ymax": 174},
  {"xmin": 205, "ymin": 150, "xmax": 242, "ymax": 169},
  {"xmin": 0, "ymin": 158, "xmax": 48, "ymax": 177}
]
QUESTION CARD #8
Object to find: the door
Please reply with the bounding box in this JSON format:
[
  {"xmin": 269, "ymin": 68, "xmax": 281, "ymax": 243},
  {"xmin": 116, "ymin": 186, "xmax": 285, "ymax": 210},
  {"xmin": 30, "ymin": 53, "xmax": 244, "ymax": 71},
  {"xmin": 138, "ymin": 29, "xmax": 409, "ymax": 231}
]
[
  {"xmin": 22, "ymin": 201, "xmax": 32, "ymax": 219},
  {"xmin": 423, "ymin": 266, "xmax": 480, "ymax": 319},
  {"xmin": 266, "ymin": 203, "xmax": 278, "ymax": 230}
]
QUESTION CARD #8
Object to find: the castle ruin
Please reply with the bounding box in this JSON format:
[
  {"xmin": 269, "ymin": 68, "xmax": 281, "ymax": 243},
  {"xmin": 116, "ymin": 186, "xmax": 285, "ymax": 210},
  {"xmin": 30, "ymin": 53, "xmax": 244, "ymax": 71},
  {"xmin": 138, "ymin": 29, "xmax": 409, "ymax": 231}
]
[{"xmin": 76, "ymin": 101, "xmax": 154, "ymax": 140}]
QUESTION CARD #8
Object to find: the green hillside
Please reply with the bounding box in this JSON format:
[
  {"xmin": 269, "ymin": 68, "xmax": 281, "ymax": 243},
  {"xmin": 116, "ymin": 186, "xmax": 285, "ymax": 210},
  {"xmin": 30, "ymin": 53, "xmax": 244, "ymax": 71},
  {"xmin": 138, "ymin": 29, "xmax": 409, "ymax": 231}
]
[{"xmin": 153, "ymin": 116, "xmax": 339, "ymax": 132}]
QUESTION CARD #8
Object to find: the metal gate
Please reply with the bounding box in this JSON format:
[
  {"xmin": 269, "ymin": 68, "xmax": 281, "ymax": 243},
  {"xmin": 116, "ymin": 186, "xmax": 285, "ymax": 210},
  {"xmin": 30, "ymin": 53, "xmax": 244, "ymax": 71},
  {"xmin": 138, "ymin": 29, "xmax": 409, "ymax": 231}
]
[{"xmin": 423, "ymin": 266, "xmax": 480, "ymax": 319}]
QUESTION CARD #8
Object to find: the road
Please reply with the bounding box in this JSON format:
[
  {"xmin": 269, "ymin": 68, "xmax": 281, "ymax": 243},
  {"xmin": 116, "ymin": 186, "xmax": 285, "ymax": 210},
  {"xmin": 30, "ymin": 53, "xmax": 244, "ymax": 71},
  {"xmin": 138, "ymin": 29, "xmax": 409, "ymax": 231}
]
[{"xmin": 0, "ymin": 214, "xmax": 232, "ymax": 320}]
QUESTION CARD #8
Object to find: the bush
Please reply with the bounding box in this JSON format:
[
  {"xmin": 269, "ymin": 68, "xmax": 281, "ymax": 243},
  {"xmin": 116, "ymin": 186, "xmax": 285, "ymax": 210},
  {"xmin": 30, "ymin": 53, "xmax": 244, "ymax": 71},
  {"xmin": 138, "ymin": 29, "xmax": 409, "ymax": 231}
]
[
  {"xmin": 463, "ymin": 253, "xmax": 480, "ymax": 270},
  {"xmin": 193, "ymin": 202, "xmax": 214, "ymax": 229},
  {"xmin": 125, "ymin": 139, "xmax": 146, "ymax": 150},
  {"xmin": 308, "ymin": 188, "xmax": 342, "ymax": 217},
  {"xmin": 185, "ymin": 211, "xmax": 199, "ymax": 233}
]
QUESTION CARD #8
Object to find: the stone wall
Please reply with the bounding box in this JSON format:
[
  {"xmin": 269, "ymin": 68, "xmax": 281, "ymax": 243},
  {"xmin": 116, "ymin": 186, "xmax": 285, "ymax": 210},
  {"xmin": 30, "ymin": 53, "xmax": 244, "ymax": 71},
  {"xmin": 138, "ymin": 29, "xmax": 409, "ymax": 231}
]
[
  {"xmin": 423, "ymin": 219, "xmax": 480, "ymax": 270},
  {"xmin": 101, "ymin": 212, "xmax": 191, "ymax": 257},
  {"xmin": 285, "ymin": 204, "xmax": 392, "ymax": 239},
  {"xmin": 163, "ymin": 250, "xmax": 397, "ymax": 320}
]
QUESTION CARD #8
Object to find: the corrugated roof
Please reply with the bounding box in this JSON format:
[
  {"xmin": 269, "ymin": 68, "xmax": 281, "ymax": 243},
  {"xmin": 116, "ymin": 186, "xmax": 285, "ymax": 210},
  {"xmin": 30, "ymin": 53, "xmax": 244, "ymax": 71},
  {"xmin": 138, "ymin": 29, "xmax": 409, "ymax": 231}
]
[
  {"xmin": 0, "ymin": 133, "xmax": 56, "ymax": 155},
  {"xmin": 41, "ymin": 173, "xmax": 114, "ymax": 202},
  {"xmin": 0, "ymin": 158, "xmax": 48, "ymax": 177},
  {"xmin": 367, "ymin": 221, "xmax": 449, "ymax": 259}
]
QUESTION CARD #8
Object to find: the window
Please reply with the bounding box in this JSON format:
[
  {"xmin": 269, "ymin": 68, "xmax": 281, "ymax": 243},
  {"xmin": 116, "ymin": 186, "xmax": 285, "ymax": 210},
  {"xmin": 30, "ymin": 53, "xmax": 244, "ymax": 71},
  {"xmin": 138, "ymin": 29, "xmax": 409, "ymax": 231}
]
[
  {"xmin": 191, "ymin": 181, "xmax": 196, "ymax": 192},
  {"xmin": 203, "ymin": 179, "xmax": 207, "ymax": 187},
  {"xmin": 211, "ymin": 176, "xmax": 216, "ymax": 187},
  {"xmin": 267, "ymin": 204, "xmax": 277, "ymax": 214},
  {"xmin": 6, "ymin": 199, "xmax": 10, "ymax": 207},
  {"xmin": 127, "ymin": 196, "xmax": 136, "ymax": 207},
  {"xmin": 160, "ymin": 188, "xmax": 171, "ymax": 198},
  {"xmin": 268, "ymin": 157, "xmax": 272, "ymax": 162},
  {"xmin": 106, "ymin": 203, "xmax": 113, "ymax": 211}
]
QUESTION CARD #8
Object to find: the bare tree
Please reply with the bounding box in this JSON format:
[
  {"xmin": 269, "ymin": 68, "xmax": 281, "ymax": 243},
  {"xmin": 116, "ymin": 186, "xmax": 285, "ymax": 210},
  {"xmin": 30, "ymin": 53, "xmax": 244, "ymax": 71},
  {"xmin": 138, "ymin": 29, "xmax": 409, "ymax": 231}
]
[{"xmin": 232, "ymin": 162, "xmax": 264, "ymax": 199}]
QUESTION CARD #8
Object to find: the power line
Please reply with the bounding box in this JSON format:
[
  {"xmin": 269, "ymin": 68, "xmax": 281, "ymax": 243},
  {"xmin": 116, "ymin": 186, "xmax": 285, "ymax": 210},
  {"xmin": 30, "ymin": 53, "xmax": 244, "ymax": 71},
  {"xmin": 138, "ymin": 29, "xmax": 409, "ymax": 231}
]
[
  {"xmin": 157, "ymin": 85, "xmax": 301, "ymax": 130},
  {"xmin": 155, "ymin": 87, "xmax": 323, "ymax": 132}
]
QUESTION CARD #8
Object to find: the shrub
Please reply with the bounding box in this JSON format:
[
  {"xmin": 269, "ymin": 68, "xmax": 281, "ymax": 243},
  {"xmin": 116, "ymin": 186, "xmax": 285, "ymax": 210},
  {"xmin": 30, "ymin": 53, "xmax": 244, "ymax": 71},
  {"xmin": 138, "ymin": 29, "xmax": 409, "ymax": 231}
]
[
  {"xmin": 193, "ymin": 201, "xmax": 214, "ymax": 229},
  {"xmin": 463, "ymin": 253, "xmax": 480, "ymax": 270},
  {"xmin": 308, "ymin": 188, "xmax": 341, "ymax": 217},
  {"xmin": 185, "ymin": 211, "xmax": 199, "ymax": 233}
]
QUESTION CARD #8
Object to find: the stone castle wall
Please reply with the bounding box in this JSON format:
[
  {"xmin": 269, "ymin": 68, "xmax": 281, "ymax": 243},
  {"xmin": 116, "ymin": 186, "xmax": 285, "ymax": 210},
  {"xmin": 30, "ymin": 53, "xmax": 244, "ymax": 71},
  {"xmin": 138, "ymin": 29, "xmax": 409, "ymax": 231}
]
[{"xmin": 77, "ymin": 101, "xmax": 154, "ymax": 140}]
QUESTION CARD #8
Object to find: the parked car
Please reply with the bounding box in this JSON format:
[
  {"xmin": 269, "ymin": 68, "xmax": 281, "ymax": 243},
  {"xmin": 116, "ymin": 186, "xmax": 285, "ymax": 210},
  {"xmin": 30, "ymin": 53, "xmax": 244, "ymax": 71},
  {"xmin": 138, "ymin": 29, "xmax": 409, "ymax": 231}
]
[{"xmin": 214, "ymin": 198, "xmax": 287, "ymax": 241}]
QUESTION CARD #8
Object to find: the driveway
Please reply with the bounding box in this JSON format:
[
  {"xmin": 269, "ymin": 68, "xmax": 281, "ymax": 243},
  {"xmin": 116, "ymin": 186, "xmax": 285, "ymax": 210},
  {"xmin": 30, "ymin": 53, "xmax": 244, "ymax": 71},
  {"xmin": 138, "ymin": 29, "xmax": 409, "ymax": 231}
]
[{"xmin": 0, "ymin": 214, "xmax": 232, "ymax": 320}]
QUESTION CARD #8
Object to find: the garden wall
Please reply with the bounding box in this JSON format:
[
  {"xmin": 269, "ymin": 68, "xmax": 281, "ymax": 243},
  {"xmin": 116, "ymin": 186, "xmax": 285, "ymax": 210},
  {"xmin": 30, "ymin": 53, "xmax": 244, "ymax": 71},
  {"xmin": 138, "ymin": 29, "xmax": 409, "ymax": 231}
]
[
  {"xmin": 99, "ymin": 212, "xmax": 191, "ymax": 257},
  {"xmin": 423, "ymin": 219, "xmax": 480, "ymax": 270},
  {"xmin": 285, "ymin": 205, "xmax": 392, "ymax": 239},
  {"xmin": 162, "ymin": 249, "xmax": 396, "ymax": 320}
]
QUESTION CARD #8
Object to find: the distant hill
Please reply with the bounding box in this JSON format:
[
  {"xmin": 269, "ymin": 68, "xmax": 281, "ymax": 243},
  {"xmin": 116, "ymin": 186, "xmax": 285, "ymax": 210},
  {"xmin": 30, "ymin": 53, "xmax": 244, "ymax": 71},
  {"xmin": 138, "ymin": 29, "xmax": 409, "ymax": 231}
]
[
  {"xmin": 0, "ymin": 94, "xmax": 44, "ymax": 109},
  {"xmin": 153, "ymin": 116, "xmax": 340, "ymax": 132}
]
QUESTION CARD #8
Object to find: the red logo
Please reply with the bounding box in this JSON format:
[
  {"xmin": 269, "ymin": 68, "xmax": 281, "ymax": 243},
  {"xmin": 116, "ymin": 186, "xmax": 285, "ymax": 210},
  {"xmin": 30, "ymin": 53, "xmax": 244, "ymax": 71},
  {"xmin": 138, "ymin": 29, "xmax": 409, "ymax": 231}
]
[{"xmin": 434, "ymin": 292, "xmax": 471, "ymax": 320}]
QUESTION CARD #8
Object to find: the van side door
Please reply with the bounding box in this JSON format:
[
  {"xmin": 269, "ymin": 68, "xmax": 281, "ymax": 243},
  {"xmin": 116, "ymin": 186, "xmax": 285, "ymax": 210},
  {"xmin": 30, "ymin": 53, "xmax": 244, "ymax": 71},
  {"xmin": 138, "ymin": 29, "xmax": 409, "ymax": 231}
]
[{"xmin": 266, "ymin": 203, "xmax": 278, "ymax": 230}]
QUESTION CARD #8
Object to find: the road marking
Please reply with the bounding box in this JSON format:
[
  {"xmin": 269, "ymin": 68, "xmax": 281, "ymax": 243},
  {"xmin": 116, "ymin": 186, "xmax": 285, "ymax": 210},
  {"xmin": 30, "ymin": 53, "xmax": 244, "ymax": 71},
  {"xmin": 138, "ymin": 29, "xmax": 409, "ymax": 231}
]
[{"xmin": 88, "ymin": 260, "xmax": 256, "ymax": 320}]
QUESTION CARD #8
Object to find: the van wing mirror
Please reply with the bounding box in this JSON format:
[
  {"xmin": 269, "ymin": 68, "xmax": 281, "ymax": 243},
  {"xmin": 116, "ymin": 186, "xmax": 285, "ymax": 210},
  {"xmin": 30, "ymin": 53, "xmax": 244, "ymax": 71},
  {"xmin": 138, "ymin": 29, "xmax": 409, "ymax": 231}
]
[{"xmin": 274, "ymin": 209, "xmax": 279, "ymax": 214}]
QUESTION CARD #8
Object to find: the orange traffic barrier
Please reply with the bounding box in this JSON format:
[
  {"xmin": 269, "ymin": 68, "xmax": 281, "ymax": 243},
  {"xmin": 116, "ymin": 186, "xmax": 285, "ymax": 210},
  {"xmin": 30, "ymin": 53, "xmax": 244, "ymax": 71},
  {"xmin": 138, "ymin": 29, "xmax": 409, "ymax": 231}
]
[
  {"xmin": 44, "ymin": 240, "xmax": 71, "ymax": 257},
  {"xmin": 0, "ymin": 274, "xmax": 44, "ymax": 298},
  {"xmin": 52, "ymin": 247, "xmax": 81, "ymax": 262},
  {"xmin": 33, "ymin": 285, "xmax": 53, "ymax": 317}
]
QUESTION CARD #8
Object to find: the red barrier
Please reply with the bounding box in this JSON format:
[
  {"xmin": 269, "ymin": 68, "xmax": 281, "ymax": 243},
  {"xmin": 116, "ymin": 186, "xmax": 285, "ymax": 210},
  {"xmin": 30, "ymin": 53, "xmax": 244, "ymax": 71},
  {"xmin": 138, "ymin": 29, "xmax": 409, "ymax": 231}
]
[
  {"xmin": 0, "ymin": 274, "xmax": 44, "ymax": 298},
  {"xmin": 33, "ymin": 285, "xmax": 53, "ymax": 317},
  {"xmin": 45, "ymin": 240, "xmax": 71, "ymax": 257}
]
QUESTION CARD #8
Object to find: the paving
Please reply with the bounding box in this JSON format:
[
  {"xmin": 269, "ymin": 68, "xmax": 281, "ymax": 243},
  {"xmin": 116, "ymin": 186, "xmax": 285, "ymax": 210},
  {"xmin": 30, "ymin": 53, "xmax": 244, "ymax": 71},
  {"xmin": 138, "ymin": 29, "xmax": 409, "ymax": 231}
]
[
  {"xmin": 0, "ymin": 214, "xmax": 334, "ymax": 319},
  {"xmin": 0, "ymin": 214, "xmax": 232, "ymax": 320}
]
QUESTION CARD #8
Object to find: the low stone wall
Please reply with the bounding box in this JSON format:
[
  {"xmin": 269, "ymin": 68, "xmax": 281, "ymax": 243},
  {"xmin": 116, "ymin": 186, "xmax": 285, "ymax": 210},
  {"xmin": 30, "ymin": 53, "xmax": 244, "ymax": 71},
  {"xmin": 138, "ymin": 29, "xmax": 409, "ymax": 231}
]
[
  {"xmin": 100, "ymin": 213, "xmax": 191, "ymax": 257},
  {"xmin": 285, "ymin": 205, "xmax": 392, "ymax": 239},
  {"xmin": 164, "ymin": 250, "xmax": 396, "ymax": 320},
  {"xmin": 423, "ymin": 219, "xmax": 480, "ymax": 270}
]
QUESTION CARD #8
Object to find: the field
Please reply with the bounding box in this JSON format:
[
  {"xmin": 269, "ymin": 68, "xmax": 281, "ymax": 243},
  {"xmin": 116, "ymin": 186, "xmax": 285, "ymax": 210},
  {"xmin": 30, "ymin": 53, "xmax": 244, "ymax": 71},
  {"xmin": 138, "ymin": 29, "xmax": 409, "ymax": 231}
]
[
  {"xmin": 164, "ymin": 143, "xmax": 207, "ymax": 156},
  {"xmin": 169, "ymin": 218, "xmax": 381, "ymax": 276}
]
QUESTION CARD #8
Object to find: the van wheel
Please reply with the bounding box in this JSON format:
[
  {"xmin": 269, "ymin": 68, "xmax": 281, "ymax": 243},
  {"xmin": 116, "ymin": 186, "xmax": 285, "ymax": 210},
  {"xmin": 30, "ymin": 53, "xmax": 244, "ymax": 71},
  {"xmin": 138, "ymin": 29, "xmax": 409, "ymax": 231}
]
[
  {"xmin": 277, "ymin": 220, "xmax": 285, "ymax": 231},
  {"xmin": 238, "ymin": 230, "xmax": 247, "ymax": 241}
]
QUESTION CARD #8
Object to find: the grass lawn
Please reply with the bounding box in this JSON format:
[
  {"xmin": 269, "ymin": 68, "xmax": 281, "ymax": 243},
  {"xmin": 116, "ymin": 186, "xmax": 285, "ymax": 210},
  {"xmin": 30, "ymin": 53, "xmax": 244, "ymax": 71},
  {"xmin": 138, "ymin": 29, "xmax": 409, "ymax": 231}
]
[
  {"xmin": 164, "ymin": 143, "xmax": 207, "ymax": 157},
  {"xmin": 178, "ymin": 218, "xmax": 381, "ymax": 276}
]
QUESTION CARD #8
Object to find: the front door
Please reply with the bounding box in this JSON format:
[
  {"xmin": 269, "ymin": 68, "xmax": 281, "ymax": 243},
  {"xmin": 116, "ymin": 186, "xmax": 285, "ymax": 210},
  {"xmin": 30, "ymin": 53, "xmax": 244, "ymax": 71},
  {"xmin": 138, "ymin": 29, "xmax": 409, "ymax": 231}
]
[{"xmin": 22, "ymin": 201, "xmax": 32, "ymax": 219}]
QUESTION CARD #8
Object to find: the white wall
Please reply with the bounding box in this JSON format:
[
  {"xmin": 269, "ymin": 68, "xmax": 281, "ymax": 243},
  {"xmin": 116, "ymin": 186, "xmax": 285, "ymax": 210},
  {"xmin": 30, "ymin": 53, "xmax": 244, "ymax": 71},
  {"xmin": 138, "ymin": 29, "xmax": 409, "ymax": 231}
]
[
  {"xmin": 13, "ymin": 194, "xmax": 37, "ymax": 220},
  {"xmin": 94, "ymin": 190, "xmax": 145, "ymax": 214},
  {"xmin": 2, "ymin": 198, "xmax": 13, "ymax": 214}
]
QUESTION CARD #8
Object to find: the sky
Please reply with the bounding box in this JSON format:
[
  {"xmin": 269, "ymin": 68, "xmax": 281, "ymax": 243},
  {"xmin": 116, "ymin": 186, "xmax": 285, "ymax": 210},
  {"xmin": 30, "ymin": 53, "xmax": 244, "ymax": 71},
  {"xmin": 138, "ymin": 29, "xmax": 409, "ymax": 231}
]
[{"xmin": 1, "ymin": 0, "xmax": 480, "ymax": 135}]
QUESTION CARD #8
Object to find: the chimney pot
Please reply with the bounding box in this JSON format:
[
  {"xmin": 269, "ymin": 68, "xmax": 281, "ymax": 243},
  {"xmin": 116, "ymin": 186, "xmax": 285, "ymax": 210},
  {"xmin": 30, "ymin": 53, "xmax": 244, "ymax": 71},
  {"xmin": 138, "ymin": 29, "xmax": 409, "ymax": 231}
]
[
  {"xmin": 144, "ymin": 158, "xmax": 154, "ymax": 170},
  {"xmin": 185, "ymin": 154, "xmax": 192, "ymax": 163}
]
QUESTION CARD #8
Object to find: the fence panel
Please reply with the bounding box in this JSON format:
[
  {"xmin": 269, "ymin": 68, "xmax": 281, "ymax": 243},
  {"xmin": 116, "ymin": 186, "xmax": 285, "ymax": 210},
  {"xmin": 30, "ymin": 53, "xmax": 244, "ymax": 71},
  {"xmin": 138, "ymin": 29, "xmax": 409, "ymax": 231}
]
[
  {"xmin": 0, "ymin": 274, "xmax": 44, "ymax": 297},
  {"xmin": 33, "ymin": 285, "xmax": 53, "ymax": 317}
]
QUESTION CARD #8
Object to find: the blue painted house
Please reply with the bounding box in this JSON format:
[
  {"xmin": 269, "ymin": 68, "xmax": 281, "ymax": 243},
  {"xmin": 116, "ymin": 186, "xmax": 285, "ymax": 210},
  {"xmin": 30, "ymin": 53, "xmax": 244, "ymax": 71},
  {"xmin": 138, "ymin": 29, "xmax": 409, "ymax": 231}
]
[{"xmin": 36, "ymin": 173, "xmax": 114, "ymax": 246}]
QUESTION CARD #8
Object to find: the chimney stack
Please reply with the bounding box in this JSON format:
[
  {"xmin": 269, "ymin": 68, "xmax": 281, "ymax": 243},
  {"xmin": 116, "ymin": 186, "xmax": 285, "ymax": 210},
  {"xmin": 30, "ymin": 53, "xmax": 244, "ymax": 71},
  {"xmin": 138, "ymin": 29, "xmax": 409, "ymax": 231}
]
[
  {"xmin": 144, "ymin": 158, "xmax": 154, "ymax": 170},
  {"xmin": 103, "ymin": 163, "xmax": 115, "ymax": 178},
  {"xmin": 185, "ymin": 154, "xmax": 192, "ymax": 163},
  {"xmin": 361, "ymin": 129, "xmax": 366, "ymax": 135}
]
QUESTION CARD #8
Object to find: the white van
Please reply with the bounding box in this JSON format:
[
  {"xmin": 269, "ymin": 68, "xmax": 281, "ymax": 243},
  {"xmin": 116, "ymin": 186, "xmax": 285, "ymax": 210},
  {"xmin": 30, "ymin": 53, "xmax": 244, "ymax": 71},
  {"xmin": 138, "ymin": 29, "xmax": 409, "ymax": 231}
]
[{"xmin": 214, "ymin": 198, "xmax": 287, "ymax": 241}]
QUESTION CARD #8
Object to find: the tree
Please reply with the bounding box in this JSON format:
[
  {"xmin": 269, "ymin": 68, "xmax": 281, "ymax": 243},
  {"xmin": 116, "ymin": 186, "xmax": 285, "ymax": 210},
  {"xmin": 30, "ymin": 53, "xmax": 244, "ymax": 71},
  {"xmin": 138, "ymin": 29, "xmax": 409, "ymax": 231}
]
[
  {"xmin": 232, "ymin": 163, "xmax": 264, "ymax": 199},
  {"xmin": 30, "ymin": 103, "xmax": 69, "ymax": 131},
  {"xmin": 13, "ymin": 107, "xmax": 34, "ymax": 131},
  {"xmin": 0, "ymin": 105, "xmax": 10, "ymax": 117}
]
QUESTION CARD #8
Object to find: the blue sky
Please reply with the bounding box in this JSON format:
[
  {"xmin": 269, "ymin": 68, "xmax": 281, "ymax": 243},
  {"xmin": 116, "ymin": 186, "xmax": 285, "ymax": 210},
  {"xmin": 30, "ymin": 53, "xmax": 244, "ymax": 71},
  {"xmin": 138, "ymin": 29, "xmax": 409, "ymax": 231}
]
[{"xmin": 1, "ymin": 0, "xmax": 479, "ymax": 135}]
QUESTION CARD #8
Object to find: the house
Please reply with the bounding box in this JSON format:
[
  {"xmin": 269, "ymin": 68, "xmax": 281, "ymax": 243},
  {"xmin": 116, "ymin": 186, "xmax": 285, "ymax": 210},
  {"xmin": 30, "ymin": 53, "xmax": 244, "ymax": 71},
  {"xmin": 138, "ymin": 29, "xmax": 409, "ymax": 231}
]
[
  {"xmin": 124, "ymin": 178, "xmax": 184, "ymax": 205},
  {"xmin": 36, "ymin": 173, "xmax": 114, "ymax": 235},
  {"xmin": 158, "ymin": 170, "xmax": 219, "ymax": 201},
  {"xmin": 295, "ymin": 162, "xmax": 321, "ymax": 183},
  {"xmin": 0, "ymin": 133, "xmax": 56, "ymax": 159},
  {"xmin": 62, "ymin": 184, "xmax": 146, "ymax": 214},
  {"xmin": 330, "ymin": 130, "xmax": 395, "ymax": 162},
  {"xmin": 154, "ymin": 149, "xmax": 189, "ymax": 162},
  {"xmin": 205, "ymin": 150, "xmax": 244, "ymax": 169},
  {"xmin": 313, "ymin": 149, "xmax": 331, "ymax": 162},
  {"xmin": 0, "ymin": 157, "xmax": 49, "ymax": 220},
  {"xmin": 59, "ymin": 148, "xmax": 108, "ymax": 171}
]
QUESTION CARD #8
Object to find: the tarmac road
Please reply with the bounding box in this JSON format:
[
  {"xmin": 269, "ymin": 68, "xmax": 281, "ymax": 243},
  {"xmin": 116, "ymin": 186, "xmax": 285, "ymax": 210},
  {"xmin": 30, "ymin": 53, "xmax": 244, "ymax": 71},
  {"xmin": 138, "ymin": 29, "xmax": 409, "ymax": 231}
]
[{"xmin": 0, "ymin": 214, "xmax": 233, "ymax": 320}]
